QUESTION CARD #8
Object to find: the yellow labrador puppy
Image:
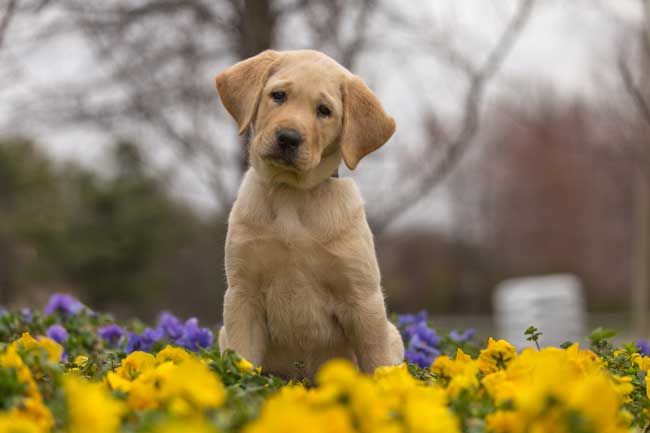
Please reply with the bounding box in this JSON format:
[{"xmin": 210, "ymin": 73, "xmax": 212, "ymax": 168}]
[{"xmin": 215, "ymin": 49, "xmax": 404, "ymax": 379}]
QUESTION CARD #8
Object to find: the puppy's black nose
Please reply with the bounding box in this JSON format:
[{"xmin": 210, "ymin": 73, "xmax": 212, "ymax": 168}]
[{"xmin": 276, "ymin": 128, "xmax": 303, "ymax": 150}]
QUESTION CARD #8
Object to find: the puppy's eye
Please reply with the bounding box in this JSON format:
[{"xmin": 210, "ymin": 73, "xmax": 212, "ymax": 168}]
[
  {"xmin": 317, "ymin": 104, "xmax": 331, "ymax": 118},
  {"xmin": 271, "ymin": 91, "xmax": 287, "ymax": 103}
]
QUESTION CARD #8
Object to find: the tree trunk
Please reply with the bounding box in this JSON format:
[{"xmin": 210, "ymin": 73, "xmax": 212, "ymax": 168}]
[
  {"xmin": 632, "ymin": 168, "xmax": 649, "ymax": 339},
  {"xmin": 236, "ymin": 0, "xmax": 276, "ymax": 173},
  {"xmin": 0, "ymin": 234, "xmax": 13, "ymax": 306}
]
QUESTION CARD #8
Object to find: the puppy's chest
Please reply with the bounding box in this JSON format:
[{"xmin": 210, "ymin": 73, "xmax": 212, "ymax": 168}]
[
  {"xmin": 231, "ymin": 207, "xmax": 348, "ymax": 348},
  {"xmin": 237, "ymin": 205, "xmax": 343, "ymax": 277},
  {"xmin": 263, "ymin": 279, "xmax": 340, "ymax": 348},
  {"xmin": 271, "ymin": 203, "xmax": 315, "ymax": 241}
]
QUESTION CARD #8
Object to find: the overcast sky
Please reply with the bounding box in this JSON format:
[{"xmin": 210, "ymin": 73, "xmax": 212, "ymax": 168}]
[{"xmin": 0, "ymin": 0, "xmax": 642, "ymax": 230}]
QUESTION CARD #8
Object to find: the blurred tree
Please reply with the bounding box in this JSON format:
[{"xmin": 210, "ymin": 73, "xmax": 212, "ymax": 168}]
[
  {"xmin": 461, "ymin": 91, "xmax": 635, "ymax": 311},
  {"xmin": 615, "ymin": 0, "xmax": 650, "ymax": 337},
  {"xmin": 0, "ymin": 137, "xmax": 225, "ymax": 319},
  {"xmin": 51, "ymin": 141, "xmax": 194, "ymax": 310},
  {"xmin": 0, "ymin": 138, "xmax": 64, "ymax": 304},
  {"xmin": 371, "ymin": 0, "xmax": 537, "ymax": 232}
]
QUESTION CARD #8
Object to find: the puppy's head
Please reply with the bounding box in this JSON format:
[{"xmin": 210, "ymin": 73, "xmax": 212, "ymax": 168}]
[{"xmin": 216, "ymin": 50, "xmax": 395, "ymax": 188}]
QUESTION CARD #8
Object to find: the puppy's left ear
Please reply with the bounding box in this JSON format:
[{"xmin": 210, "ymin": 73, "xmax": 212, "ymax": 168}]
[
  {"xmin": 215, "ymin": 50, "xmax": 280, "ymax": 135},
  {"xmin": 340, "ymin": 76, "xmax": 396, "ymax": 170}
]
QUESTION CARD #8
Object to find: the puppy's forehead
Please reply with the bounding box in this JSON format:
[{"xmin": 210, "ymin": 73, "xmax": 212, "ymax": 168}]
[
  {"xmin": 270, "ymin": 51, "xmax": 348, "ymax": 96},
  {"xmin": 278, "ymin": 50, "xmax": 349, "ymax": 75}
]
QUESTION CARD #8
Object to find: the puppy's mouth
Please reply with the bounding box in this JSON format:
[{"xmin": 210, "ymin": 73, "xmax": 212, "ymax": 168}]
[{"xmin": 262, "ymin": 155, "xmax": 302, "ymax": 173}]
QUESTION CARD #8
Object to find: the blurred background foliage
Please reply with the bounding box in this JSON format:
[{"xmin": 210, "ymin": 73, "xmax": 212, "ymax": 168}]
[{"xmin": 0, "ymin": 138, "xmax": 226, "ymax": 319}]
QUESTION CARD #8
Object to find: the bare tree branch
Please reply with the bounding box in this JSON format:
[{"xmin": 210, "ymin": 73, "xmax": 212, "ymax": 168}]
[
  {"xmin": 0, "ymin": 0, "xmax": 18, "ymax": 50},
  {"xmin": 373, "ymin": 0, "xmax": 537, "ymax": 233},
  {"xmin": 639, "ymin": 0, "xmax": 650, "ymax": 56},
  {"xmin": 379, "ymin": 5, "xmax": 479, "ymax": 77},
  {"xmin": 340, "ymin": 0, "xmax": 376, "ymax": 70},
  {"xmin": 620, "ymin": 56, "xmax": 650, "ymax": 129},
  {"xmin": 618, "ymin": 0, "xmax": 650, "ymax": 130}
]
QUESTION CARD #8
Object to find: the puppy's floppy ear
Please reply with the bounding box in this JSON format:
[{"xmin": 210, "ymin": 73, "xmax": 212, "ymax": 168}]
[
  {"xmin": 340, "ymin": 76, "xmax": 396, "ymax": 170},
  {"xmin": 215, "ymin": 50, "xmax": 280, "ymax": 135}
]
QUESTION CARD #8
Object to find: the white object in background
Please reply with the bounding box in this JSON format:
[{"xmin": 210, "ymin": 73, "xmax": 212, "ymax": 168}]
[{"xmin": 493, "ymin": 274, "xmax": 586, "ymax": 349}]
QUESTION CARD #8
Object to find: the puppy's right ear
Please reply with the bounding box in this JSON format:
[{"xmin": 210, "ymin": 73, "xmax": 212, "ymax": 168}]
[{"xmin": 215, "ymin": 50, "xmax": 280, "ymax": 135}]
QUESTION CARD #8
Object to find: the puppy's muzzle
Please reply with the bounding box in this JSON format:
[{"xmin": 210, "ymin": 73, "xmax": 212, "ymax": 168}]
[{"xmin": 268, "ymin": 128, "xmax": 303, "ymax": 165}]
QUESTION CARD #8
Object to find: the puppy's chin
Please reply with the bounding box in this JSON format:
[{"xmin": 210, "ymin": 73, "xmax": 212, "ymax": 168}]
[{"xmin": 250, "ymin": 150, "xmax": 342, "ymax": 190}]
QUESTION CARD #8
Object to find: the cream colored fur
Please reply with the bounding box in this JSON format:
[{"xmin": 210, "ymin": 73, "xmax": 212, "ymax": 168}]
[{"xmin": 216, "ymin": 49, "xmax": 404, "ymax": 379}]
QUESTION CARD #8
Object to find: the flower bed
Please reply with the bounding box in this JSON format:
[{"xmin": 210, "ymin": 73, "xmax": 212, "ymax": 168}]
[{"xmin": 1, "ymin": 294, "xmax": 649, "ymax": 433}]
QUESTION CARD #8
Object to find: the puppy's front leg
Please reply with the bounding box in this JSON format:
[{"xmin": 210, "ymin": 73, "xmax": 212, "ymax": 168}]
[
  {"xmin": 222, "ymin": 286, "xmax": 267, "ymax": 367},
  {"xmin": 339, "ymin": 291, "xmax": 395, "ymax": 374}
]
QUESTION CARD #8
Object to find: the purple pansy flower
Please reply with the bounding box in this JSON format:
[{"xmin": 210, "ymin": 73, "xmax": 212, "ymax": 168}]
[
  {"xmin": 637, "ymin": 339, "xmax": 650, "ymax": 356},
  {"xmin": 142, "ymin": 327, "xmax": 164, "ymax": 343},
  {"xmin": 405, "ymin": 331, "xmax": 442, "ymax": 368},
  {"xmin": 450, "ymin": 328, "xmax": 476, "ymax": 343},
  {"xmin": 410, "ymin": 333, "xmax": 438, "ymax": 353},
  {"xmin": 125, "ymin": 327, "xmax": 164, "ymax": 353},
  {"xmin": 397, "ymin": 310, "xmax": 427, "ymax": 327},
  {"xmin": 20, "ymin": 307, "xmax": 33, "ymax": 323},
  {"xmin": 398, "ymin": 310, "xmax": 445, "ymax": 367},
  {"xmin": 125, "ymin": 332, "xmax": 140, "ymax": 354},
  {"xmin": 124, "ymin": 314, "xmax": 214, "ymax": 353},
  {"xmin": 406, "ymin": 322, "xmax": 440, "ymax": 347},
  {"xmin": 46, "ymin": 324, "xmax": 69, "ymax": 344},
  {"xmin": 175, "ymin": 318, "xmax": 213, "ymax": 351},
  {"xmin": 44, "ymin": 294, "xmax": 83, "ymax": 316},
  {"xmin": 98, "ymin": 324, "xmax": 125, "ymax": 346},
  {"xmin": 157, "ymin": 311, "xmax": 184, "ymax": 340},
  {"xmin": 405, "ymin": 346, "xmax": 440, "ymax": 369}
]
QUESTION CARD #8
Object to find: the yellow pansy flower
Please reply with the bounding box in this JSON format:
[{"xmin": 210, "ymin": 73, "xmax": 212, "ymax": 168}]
[
  {"xmin": 316, "ymin": 358, "xmax": 359, "ymax": 391},
  {"xmin": 0, "ymin": 345, "xmax": 39, "ymax": 398},
  {"xmin": 13, "ymin": 333, "xmax": 41, "ymax": 351},
  {"xmin": 124, "ymin": 362, "xmax": 176, "ymax": 410},
  {"xmin": 478, "ymin": 338, "xmax": 517, "ymax": 374},
  {"xmin": 485, "ymin": 411, "xmax": 523, "ymax": 433},
  {"xmin": 404, "ymin": 399, "xmax": 459, "ymax": 433},
  {"xmin": 373, "ymin": 363, "xmax": 419, "ymax": 399},
  {"xmin": 610, "ymin": 375, "xmax": 634, "ymax": 401},
  {"xmin": 115, "ymin": 351, "xmax": 156, "ymax": 380},
  {"xmin": 244, "ymin": 392, "xmax": 354, "ymax": 433},
  {"xmin": 63, "ymin": 374, "xmax": 124, "ymax": 433},
  {"xmin": 8, "ymin": 397, "xmax": 54, "ymax": 432},
  {"xmin": 152, "ymin": 418, "xmax": 219, "ymax": 433},
  {"xmin": 482, "ymin": 370, "xmax": 517, "ymax": 403},
  {"xmin": 126, "ymin": 370, "xmax": 161, "ymax": 410},
  {"xmin": 156, "ymin": 345, "xmax": 191, "ymax": 364},
  {"xmin": 632, "ymin": 353, "xmax": 650, "ymax": 372},
  {"xmin": 158, "ymin": 358, "xmax": 226, "ymax": 410},
  {"xmin": 236, "ymin": 356, "xmax": 254, "ymax": 373},
  {"xmin": 564, "ymin": 343, "xmax": 602, "ymax": 374},
  {"xmin": 106, "ymin": 371, "xmax": 133, "ymax": 393},
  {"xmin": 37, "ymin": 337, "xmax": 64, "ymax": 363},
  {"xmin": 74, "ymin": 355, "xmax": 89, "ymax": 367},
  {"xmin": 431, "ymin": 349, "xmax": 479, "ymax": 397},
  {"xmin": 480, "ymin": 345, "xmax": 629, "ymax": 433},
  {"xmin": 0, "ymin": 413, "xmax": 42, "ymax": 433},
  {"xmin": 12, "ymin": 332, "xmax": 63, "ymax": 363}
]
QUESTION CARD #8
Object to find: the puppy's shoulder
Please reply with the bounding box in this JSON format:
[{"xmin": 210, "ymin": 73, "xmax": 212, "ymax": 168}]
[
  {"xmin": 229, "ymin": 169, "xmax": 273, "ymax": 224},
  {"xmin": 306, "ymin": 178, "xmax": 372, "ymax": 243},
  {"xmin": 320, "ymin": 178, "xmax": 365, "ymax": 214}
]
